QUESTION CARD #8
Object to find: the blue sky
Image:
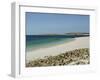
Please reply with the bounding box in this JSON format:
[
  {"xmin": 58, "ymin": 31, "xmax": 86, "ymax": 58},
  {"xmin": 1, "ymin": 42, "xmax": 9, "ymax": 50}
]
[{"xmin": 26, "ymin": 12, "xmax": 89, "ymax": 35}]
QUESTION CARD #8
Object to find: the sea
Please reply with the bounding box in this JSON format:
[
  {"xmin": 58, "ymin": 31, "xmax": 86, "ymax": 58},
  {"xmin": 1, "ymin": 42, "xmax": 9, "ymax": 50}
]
[{"xmin": 26, "ymin": 35, "xmax": 87, "ymax": 51}]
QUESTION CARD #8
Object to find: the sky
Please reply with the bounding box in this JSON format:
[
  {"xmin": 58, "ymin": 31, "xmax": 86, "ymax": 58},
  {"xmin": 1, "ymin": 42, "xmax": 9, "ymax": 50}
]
[{"xmin": 26, "ymin": 12, "xmax": 89, "ymax": 35}]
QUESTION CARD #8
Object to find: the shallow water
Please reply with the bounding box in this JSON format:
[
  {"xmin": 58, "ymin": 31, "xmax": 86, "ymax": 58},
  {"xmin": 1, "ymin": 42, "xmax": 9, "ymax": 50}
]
[{"xmin": 26, "ymin": 35, "xmax": 76, "ymax": 51}]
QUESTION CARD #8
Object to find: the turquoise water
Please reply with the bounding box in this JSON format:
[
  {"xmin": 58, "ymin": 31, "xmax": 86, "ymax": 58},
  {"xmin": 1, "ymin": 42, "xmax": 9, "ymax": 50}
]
[{"xmin": 26, "ymin": 35, "xmax": 76, "ymax": 51}]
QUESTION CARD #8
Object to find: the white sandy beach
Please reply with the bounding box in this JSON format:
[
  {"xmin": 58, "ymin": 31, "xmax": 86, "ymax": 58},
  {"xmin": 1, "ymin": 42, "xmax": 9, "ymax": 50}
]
[{"xmin": 26, "ymin": 37, "xmax": 89, "ymax": 62}]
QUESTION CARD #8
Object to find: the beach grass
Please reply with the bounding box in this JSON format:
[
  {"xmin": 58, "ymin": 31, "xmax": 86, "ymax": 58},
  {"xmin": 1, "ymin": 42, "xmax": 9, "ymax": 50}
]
[{"xmin": 26, "ymin": 48, "xmax": 89, "ymax": 67}]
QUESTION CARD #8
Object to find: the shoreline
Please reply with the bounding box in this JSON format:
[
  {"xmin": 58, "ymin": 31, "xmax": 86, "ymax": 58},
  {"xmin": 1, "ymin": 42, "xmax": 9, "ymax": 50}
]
[
  {"xmin": 26, "ymin": 37, "xmax": 89, "ymax": 63},
  {"xmin": 26, "ymin": 38, "xmax": 75, "ymax": 52}
]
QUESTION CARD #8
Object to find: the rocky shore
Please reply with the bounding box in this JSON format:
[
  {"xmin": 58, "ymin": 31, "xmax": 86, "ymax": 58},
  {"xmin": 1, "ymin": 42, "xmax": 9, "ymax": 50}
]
[{"xmin": 26, "ymin": 48, "xmax": 89, "ymax": 67}]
